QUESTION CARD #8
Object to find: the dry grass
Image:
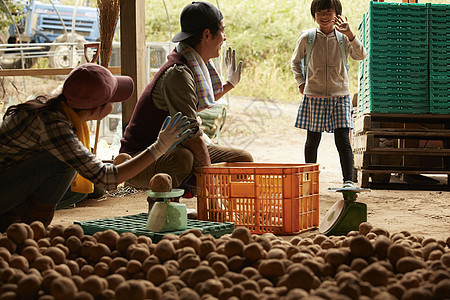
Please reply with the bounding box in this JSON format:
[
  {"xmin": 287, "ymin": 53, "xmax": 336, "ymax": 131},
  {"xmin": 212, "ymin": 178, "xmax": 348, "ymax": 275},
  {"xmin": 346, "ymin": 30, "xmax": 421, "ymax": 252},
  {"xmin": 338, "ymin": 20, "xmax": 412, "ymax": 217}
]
[{"xmin": 97, "ymin": 0, "xmax": 120, "ymax": 67}]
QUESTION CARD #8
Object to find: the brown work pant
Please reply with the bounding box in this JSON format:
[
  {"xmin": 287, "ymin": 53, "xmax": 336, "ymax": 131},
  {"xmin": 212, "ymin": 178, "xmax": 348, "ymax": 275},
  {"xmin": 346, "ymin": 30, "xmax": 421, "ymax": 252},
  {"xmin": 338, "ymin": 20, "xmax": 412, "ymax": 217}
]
[{"xmin": 126, "ymin": 144, "xmax": 253, "ymax": 190}]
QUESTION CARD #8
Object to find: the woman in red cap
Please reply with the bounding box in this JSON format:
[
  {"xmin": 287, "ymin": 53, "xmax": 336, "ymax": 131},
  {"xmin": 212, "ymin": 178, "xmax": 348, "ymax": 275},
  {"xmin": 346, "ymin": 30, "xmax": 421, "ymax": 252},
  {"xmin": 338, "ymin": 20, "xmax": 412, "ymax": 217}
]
[{"xmin": 0, "ymin": 63, "xmax": 190, "ymax": 231}]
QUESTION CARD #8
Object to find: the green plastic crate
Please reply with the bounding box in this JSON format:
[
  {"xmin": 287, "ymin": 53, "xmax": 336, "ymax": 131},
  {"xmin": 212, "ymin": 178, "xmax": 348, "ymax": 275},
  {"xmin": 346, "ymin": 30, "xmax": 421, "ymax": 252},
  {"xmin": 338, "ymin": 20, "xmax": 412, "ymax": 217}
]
[
  {"xmin": 430, "ymin": 79, "xmax": 450, "ymax": 114},
  {"xmin": 75, "ymin": 213, "xmax": 234, "ymax": 242}
]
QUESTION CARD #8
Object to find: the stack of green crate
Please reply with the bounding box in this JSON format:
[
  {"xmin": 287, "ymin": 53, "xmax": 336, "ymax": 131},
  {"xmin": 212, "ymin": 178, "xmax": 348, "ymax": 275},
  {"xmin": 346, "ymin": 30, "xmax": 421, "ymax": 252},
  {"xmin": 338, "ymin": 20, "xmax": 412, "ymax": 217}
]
[
  {"xmin": 358, "ymin": 2, "xmax": 429, "ymax": 114},
  {"xmin": 428, "ymin": 4, "xmax": 450, "ymax": 114}
]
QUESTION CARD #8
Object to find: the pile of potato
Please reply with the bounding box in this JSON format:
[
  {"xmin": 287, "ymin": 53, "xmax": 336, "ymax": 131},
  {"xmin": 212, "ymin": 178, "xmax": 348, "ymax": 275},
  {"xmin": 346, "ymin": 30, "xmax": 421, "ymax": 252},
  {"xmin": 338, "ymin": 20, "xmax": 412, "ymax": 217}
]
[{"xmin": 0, "ymin": 221, "xmax": 449, "ymax": 300}]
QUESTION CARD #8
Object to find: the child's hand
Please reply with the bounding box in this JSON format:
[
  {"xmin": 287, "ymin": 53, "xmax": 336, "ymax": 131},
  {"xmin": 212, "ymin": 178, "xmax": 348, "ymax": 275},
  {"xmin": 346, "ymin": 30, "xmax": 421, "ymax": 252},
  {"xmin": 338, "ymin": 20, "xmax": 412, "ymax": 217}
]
[
  {"xmin": 334, "ymin": 15, "xmax": 355, "ymax": 40},
  {"xmin": 299, "ymin": 84, "xmax": 305, "ymax": 94}
]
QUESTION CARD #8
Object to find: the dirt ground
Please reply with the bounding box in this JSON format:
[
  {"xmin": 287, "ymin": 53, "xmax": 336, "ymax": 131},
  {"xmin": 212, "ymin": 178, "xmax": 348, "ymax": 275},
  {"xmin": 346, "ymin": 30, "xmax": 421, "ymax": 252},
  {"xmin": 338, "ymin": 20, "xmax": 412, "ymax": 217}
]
[
  {"xmin": 52, "ymin": 96, "xmax": 450, "ymax": 241},
  {"xmin": 1, "ymin": 76, "xmax": 448, "ymax": 241}
]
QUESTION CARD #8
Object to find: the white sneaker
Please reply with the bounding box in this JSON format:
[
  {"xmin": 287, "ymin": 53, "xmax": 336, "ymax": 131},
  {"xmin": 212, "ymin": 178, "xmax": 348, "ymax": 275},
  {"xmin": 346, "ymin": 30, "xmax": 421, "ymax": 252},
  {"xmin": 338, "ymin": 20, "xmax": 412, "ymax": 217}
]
[{"xmin": 343, "ymin": 181, "xmax": 356, "ymax": 189}]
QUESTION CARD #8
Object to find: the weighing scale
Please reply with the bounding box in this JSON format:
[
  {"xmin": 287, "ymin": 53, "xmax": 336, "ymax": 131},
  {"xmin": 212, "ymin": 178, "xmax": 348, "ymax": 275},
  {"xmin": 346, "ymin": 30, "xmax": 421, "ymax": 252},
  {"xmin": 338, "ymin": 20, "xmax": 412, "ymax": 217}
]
[{"xmin": 319, "ymin": 187, "xmax": 370, "ymax": 236}]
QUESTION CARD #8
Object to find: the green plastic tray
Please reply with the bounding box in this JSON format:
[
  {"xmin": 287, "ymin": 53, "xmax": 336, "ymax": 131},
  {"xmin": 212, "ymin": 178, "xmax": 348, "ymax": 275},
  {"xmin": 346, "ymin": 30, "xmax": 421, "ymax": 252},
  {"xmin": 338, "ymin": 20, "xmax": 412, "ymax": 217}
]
[{"xmin": 75, "ymin": 213, "xmax": 234, "ymax": 242}]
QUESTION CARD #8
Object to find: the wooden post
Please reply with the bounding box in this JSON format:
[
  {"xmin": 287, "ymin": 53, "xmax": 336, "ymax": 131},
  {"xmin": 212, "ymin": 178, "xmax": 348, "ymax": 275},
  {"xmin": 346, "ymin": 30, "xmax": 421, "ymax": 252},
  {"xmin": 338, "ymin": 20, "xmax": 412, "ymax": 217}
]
[{"xmin": 119, "ymin": 0, "xmax": 146, "ymax": 132}]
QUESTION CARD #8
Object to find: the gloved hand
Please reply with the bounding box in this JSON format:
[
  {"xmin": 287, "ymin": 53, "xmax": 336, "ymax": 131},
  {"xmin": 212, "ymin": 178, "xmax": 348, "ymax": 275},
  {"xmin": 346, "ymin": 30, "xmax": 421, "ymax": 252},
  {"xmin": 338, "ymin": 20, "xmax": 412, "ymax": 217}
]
[
  {"xmin": 147, "ymin": 112, "xmax": 191, "ymax": 160},
  {"xmin": 225, "ymin": 47, "xmax": 243, "ymax": 87}
]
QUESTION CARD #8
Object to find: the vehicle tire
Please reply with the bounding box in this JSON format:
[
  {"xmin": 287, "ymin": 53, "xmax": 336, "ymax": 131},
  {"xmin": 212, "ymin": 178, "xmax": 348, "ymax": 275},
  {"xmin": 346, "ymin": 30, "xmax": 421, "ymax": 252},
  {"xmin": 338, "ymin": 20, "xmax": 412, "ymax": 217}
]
[
  {"xmin": 48, "ymin": 33, "xmax": 87, "ymax": 68},
  {"xmin": 0, "ymin": 31, "xmax": 37, "ymax": 69}
]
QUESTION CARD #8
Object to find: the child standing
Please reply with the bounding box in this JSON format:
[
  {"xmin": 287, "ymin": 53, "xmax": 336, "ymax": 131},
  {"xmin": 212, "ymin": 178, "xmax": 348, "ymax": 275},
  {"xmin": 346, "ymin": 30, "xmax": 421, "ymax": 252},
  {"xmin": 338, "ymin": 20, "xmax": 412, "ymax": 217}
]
[{"xmin": 291, "ymin": 0, "xmax": 367, "ymax": 187}]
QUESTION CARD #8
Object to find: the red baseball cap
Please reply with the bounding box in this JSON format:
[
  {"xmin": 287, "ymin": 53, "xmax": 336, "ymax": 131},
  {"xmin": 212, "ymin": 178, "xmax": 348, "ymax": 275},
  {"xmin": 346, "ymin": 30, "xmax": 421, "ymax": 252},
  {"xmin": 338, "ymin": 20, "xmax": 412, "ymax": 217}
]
[{"xmin": 63, "ymin": 63, "xmax": 134, "ymax": 109}]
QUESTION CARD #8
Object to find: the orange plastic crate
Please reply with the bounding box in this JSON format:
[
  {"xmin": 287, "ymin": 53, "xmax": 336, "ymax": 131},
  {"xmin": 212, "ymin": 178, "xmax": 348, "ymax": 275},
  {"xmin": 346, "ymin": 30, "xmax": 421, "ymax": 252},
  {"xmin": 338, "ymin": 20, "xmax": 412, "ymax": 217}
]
[{"xmin": 196, "ymin": 162, "xmax": 320, "ymax": 235}]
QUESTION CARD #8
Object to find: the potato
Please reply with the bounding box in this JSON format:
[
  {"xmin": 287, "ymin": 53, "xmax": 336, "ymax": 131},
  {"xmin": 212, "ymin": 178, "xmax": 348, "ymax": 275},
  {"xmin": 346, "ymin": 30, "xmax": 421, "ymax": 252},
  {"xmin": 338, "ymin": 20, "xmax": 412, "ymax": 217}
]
[
  {"xmin": 106, "ymin": 274, "xmax": 125, "ymax": 290},
  {"xmin": 73, "ymin": 291, "xmax": 94, "ymax": 300},
  {"xmin": 81, "ymin": 275, "xmax": 108, "ymax": 297},
  {"xmin": 356, "ymin": 222, "xmax": 372, "ymax": 236},
  {"xmin": 126, "ymin": 259, "xmax": 142, "ymax": 275},
  {"xmin": 79, "ymin": 265, "xmax": 94, "ymax": 279},
  {"xmin": 432, "ymin": 278, "xmax": 450, "ymax": 299},
  {"xmin": 154, "ymin": 239, "xmax": 175, "ymax": 262},
  {"xmin": 198, "ymin": 240, "xmax": 216, "ymax": 259},
  {"xmin": 370, "ymin": 227, "xmax": 389, "ymax": 237},
  {"xmin": 422, "ymin": 242, "xmax": 444, "ymax": 261},
  {"xmin": 396, "ymin": 257, "xmax": 426, "ymax": 274},
  {"xmin": 230, "ymin": 227, "xmax": 252, "ymax": 245},
  {"xmin": 241, "ymin": 242, "xmax": 264, "ymax": 262},
  {"xmin": 387, "ymin": 244, "xmax": 408, "ymax": 266},
  {"xmin": 116, "ymin": 233, "xmax": 137, "ymax": 254},
  {"xmin": 50, "ymin": 276, "xmax": 77, "ymax": 300},
  {"xmin": 48, "ymin": 225, "xmax": 65, "ymax": 239},
  {"xmin": 9, "ymin": 254, "xmax": 29, "ymax": 272},
  {"xmin": 96, "ymin": 230, "xmax": 119, "ymax": 251},
  {"xmin": 374, "ymin": 235, "xmax": 392, "ymax": 260},
  {"xmin": 325, "ymin": 248, "xmax": 346, "ymax": 267},
  {"xmin": 32, "ymin": 255, "xmax": 55, "ymax": 272},
  {"xmin": 66, "ymin": 260, "xmax": 79, "ymax": 276},
  {"xmin": 38, "ymin": 238, "xmax": 51, "ymax": 248},
  {"xmin": 178, "ymin": 233, "xmax": 202, "ymax": 253},
  {"xmin": 88, "ymin": 243, "xmax": 111, "ymax": 262},
  {"xmin": 196, "ymin": 278, "xmax": 223, "ymax": 296},
  {"xmin": 93, "ymin": 261, "xmax": 109, "ymax": 277},
  {"xmin": 54, "ymin": 264, "xmax": 72, "ymax": 277},
  {"xmin": 62, "ymin": 225, "xmax": 84, "ymax": 240},
  {"xmin": 17, "ymin": 274, "xmax": 41, "ymax": 300},
  {"xmin": 146, "ymin": 265, "xmax": 168, "ymax": 286},
  {"xmin": 45, "ymin": 247, "xmax": 66, "ymax": 265},
  {"xmin": 228, "ymin": 255, "xmax": 245, "ymax": 272},
  {"xmin": 387, "ymin": 283, "xmax": 406, "ymax": 299},
  {"xmin": 209, "ymin": 260, "xmax": 227, "ymax": 277},
  {"xmin": 360, "ymin": 263, "xmax": 389, "ymax": 287},
  {"xmin": 149, "ymin": 173, "xmax": 172, "ymax": 192},
  {"xmin": 113, "ymin": 153, "xmax": 132, "ymax": 166},
  {"xmin": 6, "ymin": 223, "xmax": 31, "ymax": 245},
  {"xmin": 258, "ymin": 259, "xmax": 285, "ymax": 278},
  {"xmin": 349, "ymin": 235, "xmax": 374, "ymax": 258},
  {"xmin": 187, "ymin": 265, "xmax": 216, "ymax": 288},
  {"xmin": 350, "ymin": 257, "xmax": 368, "ymax": 272},
  {"xmin": 402, "ymin": 287, "xmax": 432, "ymax": 300},
  {"xmin": 178, "ymin": 253, "xmax": 200, "ymax": 270},
  {"xmin": 29, "ymin": 221, "xmax": 47, "ymax": 241},
  {"xmin": 223, "ymin": 238, "xmax": 244, "ymax": 258},
  {"xmin": 50, "ymin": 236, "xmax": 65, "ymax": 247},
  {"xmin": 254, "ymin": 236, "xmax": 271, "ymax": 252},
  {"xmin": 65, "ymin": 236, "xmax": 82, "ymax": 254},
  {"xmin": 115, "ymin": 279, "xmax": 147, "ymax": 300},
  {"xmin": 141, "ymin": 255, "xmax": 159, "ymax": 273}
]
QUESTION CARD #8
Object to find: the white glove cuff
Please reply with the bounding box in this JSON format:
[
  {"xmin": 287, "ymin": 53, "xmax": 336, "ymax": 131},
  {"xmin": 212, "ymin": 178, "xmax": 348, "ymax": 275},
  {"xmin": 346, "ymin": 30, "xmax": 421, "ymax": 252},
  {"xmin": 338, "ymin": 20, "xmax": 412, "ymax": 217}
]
[{"xmin": 147, "ymin": 143, "xmax": 164, "ymax": 161}]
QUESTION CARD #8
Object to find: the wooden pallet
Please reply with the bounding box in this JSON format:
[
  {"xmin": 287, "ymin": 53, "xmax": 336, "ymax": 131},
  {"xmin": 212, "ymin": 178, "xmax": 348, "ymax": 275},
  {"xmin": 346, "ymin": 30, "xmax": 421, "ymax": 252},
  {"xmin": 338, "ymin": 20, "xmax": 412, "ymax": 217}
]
[{"xmin": 352, "ymin": 113, "xmax": 450, "ymax": 188}]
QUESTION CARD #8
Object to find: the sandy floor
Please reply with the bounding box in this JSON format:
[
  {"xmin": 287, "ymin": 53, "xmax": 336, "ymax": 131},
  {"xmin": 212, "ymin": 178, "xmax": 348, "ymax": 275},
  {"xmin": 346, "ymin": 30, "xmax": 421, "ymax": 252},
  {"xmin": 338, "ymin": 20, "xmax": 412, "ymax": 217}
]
[{"xmin": 52, "ymin": 96, "xmax": 450, "ymax": 241}]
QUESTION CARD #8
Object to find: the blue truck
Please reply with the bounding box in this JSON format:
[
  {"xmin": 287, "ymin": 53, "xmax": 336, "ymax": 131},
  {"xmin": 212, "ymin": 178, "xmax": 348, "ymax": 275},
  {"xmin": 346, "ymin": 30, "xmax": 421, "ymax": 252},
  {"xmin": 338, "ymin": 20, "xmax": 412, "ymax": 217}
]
[{"xmin": 0, "ymin": 0, "xmax": 100, "ymax": 69}]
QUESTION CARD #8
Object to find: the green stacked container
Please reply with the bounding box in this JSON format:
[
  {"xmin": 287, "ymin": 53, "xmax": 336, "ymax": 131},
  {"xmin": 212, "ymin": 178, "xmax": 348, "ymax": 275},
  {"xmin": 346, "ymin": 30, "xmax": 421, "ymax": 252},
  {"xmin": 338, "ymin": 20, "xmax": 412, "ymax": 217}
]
[
  {"xmin": 428, "ymin": 4, "xmax": 450, "ymax": 114},
  {"xmin": 358, "ymin": 2, "xmax": 429, "ymax": 114}
]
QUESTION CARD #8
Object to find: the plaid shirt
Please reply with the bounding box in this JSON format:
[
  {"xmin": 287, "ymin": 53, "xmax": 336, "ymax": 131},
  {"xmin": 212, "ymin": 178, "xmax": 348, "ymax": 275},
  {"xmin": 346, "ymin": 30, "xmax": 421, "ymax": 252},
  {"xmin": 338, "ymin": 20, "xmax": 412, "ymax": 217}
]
[{"xmin": 0, "ymin": 108, "xmax": 118, "ymax": 191}]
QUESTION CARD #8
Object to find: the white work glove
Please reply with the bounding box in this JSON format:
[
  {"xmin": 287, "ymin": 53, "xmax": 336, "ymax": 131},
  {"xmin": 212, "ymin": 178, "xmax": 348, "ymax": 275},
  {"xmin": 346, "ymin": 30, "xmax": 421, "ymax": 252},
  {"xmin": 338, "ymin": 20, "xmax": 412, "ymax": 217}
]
[
  {"xmin": 225, "ymin": 47, "xmax": 243, "ymax": 87},
  {"xmin": 147, "ymin": 112, "xmax": 191, "ymax": 160}
]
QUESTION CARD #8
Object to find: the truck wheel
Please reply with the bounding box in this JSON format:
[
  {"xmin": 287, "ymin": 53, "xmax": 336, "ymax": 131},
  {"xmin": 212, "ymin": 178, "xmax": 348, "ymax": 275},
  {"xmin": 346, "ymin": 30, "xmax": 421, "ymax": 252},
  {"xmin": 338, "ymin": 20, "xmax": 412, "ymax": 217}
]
[
  {"xmin": 48, "ymin": 33, "xmax": 87, "ymax": 68},
  {"xmin": 0, "ymin": 32, "xmax": 37, "ymax": 69}
]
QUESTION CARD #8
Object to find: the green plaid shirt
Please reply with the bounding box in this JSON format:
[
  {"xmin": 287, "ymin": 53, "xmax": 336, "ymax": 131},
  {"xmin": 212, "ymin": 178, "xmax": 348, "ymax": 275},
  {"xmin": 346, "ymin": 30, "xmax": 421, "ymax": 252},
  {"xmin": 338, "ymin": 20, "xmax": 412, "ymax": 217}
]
[{"xmin": 0, "ymin": 108, "xmax": 118, "ymax": 191}]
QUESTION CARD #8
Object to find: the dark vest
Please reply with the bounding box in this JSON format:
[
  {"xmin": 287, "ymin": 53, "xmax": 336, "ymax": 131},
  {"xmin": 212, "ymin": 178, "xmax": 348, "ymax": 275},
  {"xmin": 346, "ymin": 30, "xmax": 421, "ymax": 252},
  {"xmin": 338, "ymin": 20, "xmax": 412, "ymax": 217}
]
[{"xmin": 120, "ymin": 50, "xmax": 186, "ymax": 155}]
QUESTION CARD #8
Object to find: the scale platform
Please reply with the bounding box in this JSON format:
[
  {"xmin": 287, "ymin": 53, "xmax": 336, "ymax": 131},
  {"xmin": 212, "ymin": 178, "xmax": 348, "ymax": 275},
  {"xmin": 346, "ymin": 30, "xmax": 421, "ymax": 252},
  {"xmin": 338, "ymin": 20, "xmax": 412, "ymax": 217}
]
[{"xmin": 320, "ymin": 187, "xmax": 370, "ymax": 236}]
